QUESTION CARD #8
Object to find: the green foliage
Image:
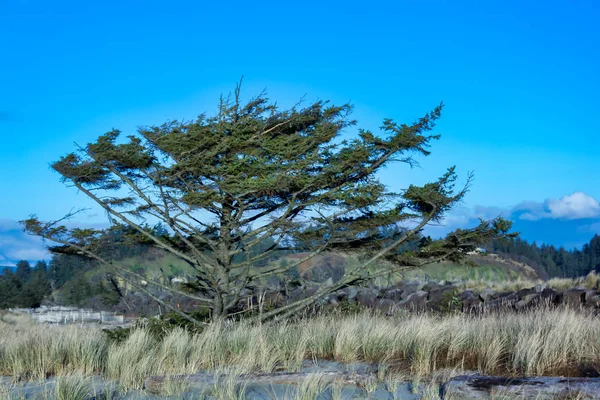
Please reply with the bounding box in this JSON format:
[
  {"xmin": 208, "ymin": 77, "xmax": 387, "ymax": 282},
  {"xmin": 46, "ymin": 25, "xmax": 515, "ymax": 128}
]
[
  {"xmin": 103, "ymin": 310, "xmax": 209, "ymax": 344},
  {"xmin": 102, "ymin": 326, "xmax": 132, "ymax": 344},
  {"xmin": 436, "ymin": 289, "xmax": 461, "ymax": 313},
  {"xmin": 143, "ymin": 310, "xmax": 209, "ymax": 337},
  {"xmin": 60, "ymin": 274, "xmax": 93, "ymax": 306},
  {"xmin": 96, "ymin": 279, "xmax": 121, "ymax": 307}
]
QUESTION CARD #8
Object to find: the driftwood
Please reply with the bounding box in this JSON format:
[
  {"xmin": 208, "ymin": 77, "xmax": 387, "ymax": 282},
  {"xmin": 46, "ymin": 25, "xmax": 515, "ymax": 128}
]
[
  {"xmin": 443, "ymin": 375, "xmax": 600, "ymax": 399},
  {"xmin": 144, "ymin": 370, "xmax": 376, "ymax": 394}
]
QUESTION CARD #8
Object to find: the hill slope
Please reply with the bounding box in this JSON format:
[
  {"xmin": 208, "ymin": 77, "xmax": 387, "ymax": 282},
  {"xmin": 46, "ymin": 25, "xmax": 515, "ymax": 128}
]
[
  {"xmin": 281, "ymin": 251, "xmax": 542, "ymax": 285},
  {"xmin": 47, "ymin": 249, "xmax": 543, "ymax": 314}
]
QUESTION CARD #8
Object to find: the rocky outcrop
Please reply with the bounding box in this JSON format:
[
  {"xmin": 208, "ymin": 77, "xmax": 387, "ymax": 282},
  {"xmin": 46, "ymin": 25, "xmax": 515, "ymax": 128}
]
[
  {"xmin": 242, "ymin": 274, "xmax": 600, "ymax": 316},
  {"xmin": 329, "ymin": 281, "xmax": 600, "ymax": 315}
]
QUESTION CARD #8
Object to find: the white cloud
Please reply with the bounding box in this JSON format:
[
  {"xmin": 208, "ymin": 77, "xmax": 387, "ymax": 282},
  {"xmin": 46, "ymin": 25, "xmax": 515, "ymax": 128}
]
[
  {"xmin": 420, "ymin": 192, "xmax": 600, "ymax": 239},
  {"xmin": 545, "ymin": 192, "xmax": 600, "ymax": 220},
  {"xmin": 510, "ymin": 193, "xmax": 600, "ymax": 221}
]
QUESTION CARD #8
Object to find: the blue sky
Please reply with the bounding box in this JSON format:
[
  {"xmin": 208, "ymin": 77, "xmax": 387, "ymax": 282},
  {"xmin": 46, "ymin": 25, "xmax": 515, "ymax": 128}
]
[{"xmin": 1, "ymin": 0, "xmax": 599, "ymax": 264}]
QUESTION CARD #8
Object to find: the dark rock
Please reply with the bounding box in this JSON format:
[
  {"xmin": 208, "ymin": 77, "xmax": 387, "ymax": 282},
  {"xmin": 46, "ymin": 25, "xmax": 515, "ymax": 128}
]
[
  {"xmin": 421, "ymin": 281, "xmax": 441, "ymax": 292},
  {"xmin": 355, "ymin": 289, "xmax": 378, "ymax": 308},
  {"xmin": 563, "ymin": 288, "xmax": 587, "ymax": 308},
  {"xmin": 397, "ymin": 282, "xmax": 420, "ymax": 298},
  {"xmin": 262, "ymin": 290, "xmax": 286, "ymax": 307},
  {"xmin": 427, "ymin": 285, "xmax": 459, "ymax": 311},
  {"xmin": 287, "ymin": 286, "xmax": 318, "ymax": 302},
  {"xmin": 541, "ymin": 287, "xmax": 557, "ymax": 298},
  {"xmin": 490, "ymin": 291, "xmax": 515, "ymax": 300},
  {"xmin": 462, "ymin": 292, "xmax": 483, "ymax": 312},
  {"xmin": 483, "ymin": 293, "xmax": 519, "ymax": 311},
  {"xmin": 585, "ymin": 289, "xmax": 598, "ymax": 302},
  {"xmin": 460, "ymin": 289, "xmax": 478, "ymax": 300},
  {"xmin": 375, "ymin": 299, "xmax": 396, "ymax": 314},
  {"xmin": 585, "ymin": 294, "xmax": 600, "ymax": 308},
  {"xmin": 541, "ymin": 287, "xmax": 561, "ymax": 304},
  {"xmin": 336, "ymin": 286, "xmax": 358, "ymax": 302},
  {"xmin": 479, "ymin": 288, "xmax": 496, "ymax": 301},
  {"xmin": 381, "ymin": 288, "xmax": 404, "ymax": 302},
  {"xmin": 347, "ymin": 287, "xmax": 358, "ymax": 301},
  {"xmin": 334, "ymin": 288, "xmax": 349, "ymax": 302},
  {"xmin": 516, "ymin": 287, "xmax": 535, "ymax": 298},
  {"xmin": 428, "ymin": 285, "xmax": 457, "ymax": 301},
  {"xmin": 522, "ymin": 293, "xmax": 541, "ymax": 305},
  {"xmin": 515, "ymin": 293, "xmax": 541, "ymax": 311},
  {"xmin": 399, "ymin": 290, "xmax": 428, "ymax": 311}
]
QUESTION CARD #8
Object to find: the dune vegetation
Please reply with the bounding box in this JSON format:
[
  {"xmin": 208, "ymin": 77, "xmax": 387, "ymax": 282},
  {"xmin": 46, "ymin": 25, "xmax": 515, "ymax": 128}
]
[{"xmin": 1, "ymin": 305, "xmax": 599, "ymax": 395}]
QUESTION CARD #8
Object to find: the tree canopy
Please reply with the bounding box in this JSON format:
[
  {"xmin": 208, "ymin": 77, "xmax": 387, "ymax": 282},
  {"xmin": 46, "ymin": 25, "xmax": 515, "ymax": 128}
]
[{"xmin": 22, "ymin": 85, "xmax": 512, "ymax": 322}]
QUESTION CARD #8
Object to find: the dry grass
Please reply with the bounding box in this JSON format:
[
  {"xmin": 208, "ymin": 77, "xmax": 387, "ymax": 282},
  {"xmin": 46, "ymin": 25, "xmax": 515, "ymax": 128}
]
[
  {"xmin": 460, "ymin": 270, "xmax": 600, "ymax": 293},
  {"xmin": 459, "ymin": 277, "xmax": 543, "ymax": 292},
  {"xmin": 0, "ymin": 316, "xmax": 107, "ymax": 380},
  {"xmin": 1, "ymin": 306, "xmax": 600, "ymax": 393},
  {"xmin": 547, "ymin": 271, "xmax": 600, "ymax": 291}
]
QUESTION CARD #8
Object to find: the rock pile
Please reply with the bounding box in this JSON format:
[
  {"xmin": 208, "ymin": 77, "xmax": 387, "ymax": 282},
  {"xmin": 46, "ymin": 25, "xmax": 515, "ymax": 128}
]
[
  {"xmin": 251, "ymin": 280, "xmax": 600, "ymax": 315},
  {"xmin": 348, "ymin": 282, "xmax": 600, "ymax": 314}
]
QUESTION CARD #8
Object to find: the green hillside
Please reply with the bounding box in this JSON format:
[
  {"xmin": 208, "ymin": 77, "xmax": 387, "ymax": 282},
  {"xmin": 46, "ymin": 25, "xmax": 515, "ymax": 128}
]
[
  {"xmin": 402, "ymin": 253, "xmax": 541, "ymax": 282},
  {"xmin": 88, "ymin": 250, "xmax": 541, "ymax": 286},
  {"xmin": 47, "ymin": 248, "xmax": 541, "ymax": 311}
]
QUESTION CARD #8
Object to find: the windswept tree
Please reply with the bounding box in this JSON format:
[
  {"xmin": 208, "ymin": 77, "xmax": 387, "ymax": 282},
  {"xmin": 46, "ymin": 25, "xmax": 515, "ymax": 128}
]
[{"xmin": 22, "ymin": 85, "xmax": 512, "ymax": 322}]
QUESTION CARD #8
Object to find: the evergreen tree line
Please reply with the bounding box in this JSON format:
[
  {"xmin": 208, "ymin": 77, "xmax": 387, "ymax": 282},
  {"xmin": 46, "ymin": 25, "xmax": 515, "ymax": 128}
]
[
  {"xmin": 0, "ymin": 254, "xmax": 122, "ymax": 309},
  {"xmin": 487, "ymin": 235, "xmax": 600, "ymax": 279},
  {"xmin": 0, "ymin": 260, "xmax": 51, "ymax": 308}
]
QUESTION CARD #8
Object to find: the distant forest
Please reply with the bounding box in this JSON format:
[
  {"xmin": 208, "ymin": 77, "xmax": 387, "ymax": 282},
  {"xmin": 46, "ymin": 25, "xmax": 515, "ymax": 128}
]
[
  {"xmin": 0, "ymin": 257, "xmax": 121, "ymax": 310},
  {"xmin": 2, "ymin": 229, "xmax": 600, "ymax": 310},
  {"xmin": 487, "ymin": 235, "xmax": 600, "ymax": 280}
]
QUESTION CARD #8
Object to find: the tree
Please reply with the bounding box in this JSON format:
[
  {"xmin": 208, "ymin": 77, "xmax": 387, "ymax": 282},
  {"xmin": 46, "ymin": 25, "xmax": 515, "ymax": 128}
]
[
  {"xmin": 22, "ymin": 261, "xmax": 51, "ymax": 307},
  {"xmin": 15, "ymin": 260, "xmax": 31, "ymax": 282},
  {"xmin": 0, "ymin": 269, "xmax": 22, "ymax": 309},
  {"xmin": 34, "ymin": 260, "xmax": 48, "ymax": 275},
  {"xmin": 22, "ymin": 85, "xmax": 512, "ymax": 323}
]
